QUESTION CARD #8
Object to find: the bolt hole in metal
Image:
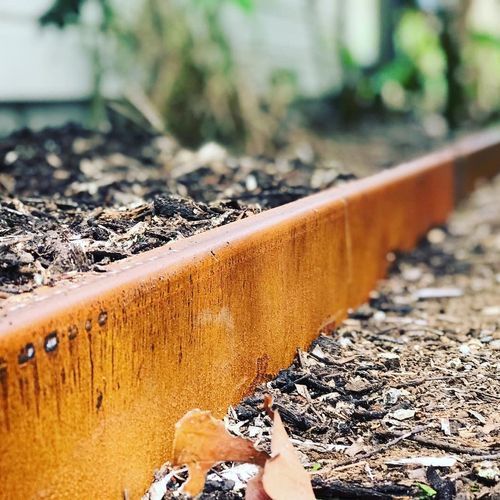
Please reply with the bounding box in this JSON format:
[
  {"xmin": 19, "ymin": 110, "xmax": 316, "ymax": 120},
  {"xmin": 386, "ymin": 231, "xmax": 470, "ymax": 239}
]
[
  {"xmin": 0, "ymin": 357, "xmax": 7, "ymax": 381},
  {"xmin": 44, "ymin": 332, "xmax": 58, "ymax": 353},
  {"xmin": 18, "ymin": 343, "xmax": 35, "ymax": 364},
  {"xmin": 68, "ymin": 325, "xmax": 78, "ymax": 340},
  {"xmin": 98, "ymin": 311, "xmax": 108, "ymax": 326}
]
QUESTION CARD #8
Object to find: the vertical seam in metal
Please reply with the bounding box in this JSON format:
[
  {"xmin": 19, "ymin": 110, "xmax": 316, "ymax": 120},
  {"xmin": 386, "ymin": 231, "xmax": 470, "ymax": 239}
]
[{"xmin": 341, "ymin": 196, "xmax": 353, "ymax": 293}]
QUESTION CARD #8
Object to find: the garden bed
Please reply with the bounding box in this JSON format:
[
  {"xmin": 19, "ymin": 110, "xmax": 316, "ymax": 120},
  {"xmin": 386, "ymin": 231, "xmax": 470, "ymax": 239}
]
[
  {"xmin": 0, "ymin": 119, "xmax": 446, "ymax": 298},
  {"xmin": 0, "ymin": 126, "xmax": 499, "ymax": 499}
]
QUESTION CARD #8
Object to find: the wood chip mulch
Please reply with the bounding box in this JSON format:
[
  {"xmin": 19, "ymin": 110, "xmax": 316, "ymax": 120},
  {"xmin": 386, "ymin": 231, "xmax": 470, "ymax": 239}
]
[{"xmin": 0, "ymin": 119, "xmax": 444, "ymax": 299}]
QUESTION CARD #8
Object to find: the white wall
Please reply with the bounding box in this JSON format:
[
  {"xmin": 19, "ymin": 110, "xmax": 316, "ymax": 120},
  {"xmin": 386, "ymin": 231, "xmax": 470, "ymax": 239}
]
[
  {"xmin": 222, "ymin": 0, "xmax": 381, "ymax": 97},
  {"xmin": 0, "ymin": 0, "xmax": 94, "ymax": 101}
]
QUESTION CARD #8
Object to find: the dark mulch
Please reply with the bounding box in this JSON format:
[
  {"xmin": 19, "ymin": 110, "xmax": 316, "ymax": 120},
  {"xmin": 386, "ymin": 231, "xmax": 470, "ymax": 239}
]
[{"xmin": 0, "ymin": 119, "xmax": 446, "ymax": 298}]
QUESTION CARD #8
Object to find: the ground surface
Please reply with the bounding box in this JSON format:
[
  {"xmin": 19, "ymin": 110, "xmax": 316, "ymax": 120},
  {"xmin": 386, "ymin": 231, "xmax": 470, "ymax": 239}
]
[
  {"xmin": 146, "ymin": 175, "xmax": 500, "ymax": 499},
  {"xmin": 0, "ymin": 119, "xmax": 445, "ymax": 298}
]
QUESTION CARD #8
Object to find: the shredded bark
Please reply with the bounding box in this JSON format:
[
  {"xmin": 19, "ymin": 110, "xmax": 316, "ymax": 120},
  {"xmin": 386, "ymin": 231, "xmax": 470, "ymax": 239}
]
[{"xmin": 1, "ymin": 119, "xmax": 446, "ymax": 298}]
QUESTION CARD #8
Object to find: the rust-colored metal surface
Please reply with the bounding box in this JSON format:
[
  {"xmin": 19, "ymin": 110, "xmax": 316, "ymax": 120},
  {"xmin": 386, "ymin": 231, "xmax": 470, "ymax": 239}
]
[
  {"xmin": 0, "ymin": 130, "xmax": 498, "ymax": 499},
  {"xmin": 454, "ymin": 128, "xmax": 500, "ymax": 198}
]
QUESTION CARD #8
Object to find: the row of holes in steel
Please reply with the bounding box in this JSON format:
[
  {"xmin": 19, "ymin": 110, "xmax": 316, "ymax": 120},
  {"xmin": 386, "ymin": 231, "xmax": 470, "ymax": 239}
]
[{"xmin": 16, "ymin": 310, "xmax": 108, "ymax": 365}]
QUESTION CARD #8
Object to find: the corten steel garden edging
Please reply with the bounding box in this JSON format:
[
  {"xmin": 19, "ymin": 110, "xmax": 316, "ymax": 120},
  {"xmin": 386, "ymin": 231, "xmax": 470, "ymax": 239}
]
[{"xmin": 0, "ymin": 130, "xmax": 499, "ymax": 499}]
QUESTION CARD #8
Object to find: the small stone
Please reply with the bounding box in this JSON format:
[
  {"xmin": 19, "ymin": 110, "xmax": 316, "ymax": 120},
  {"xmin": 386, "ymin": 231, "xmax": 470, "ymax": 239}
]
[
  {"xmin": 415, "ymin": 287, "xmax": 463, "ymax": 300},
  {"xmin": 402, "ymin": 266, "xmax": 422, "ymax": 282},
  {"xmin": 459, "ymin": 344, "xmax": 471, "ymax": 356},
  {"xmin": 245, "ymin": 175, "xmax": 258, "ymax": 191},
  {"xmin": 4, "ymin": 151, "xmax": 18, "ymax": 164},
  {"xmin": 447, "ymin": 357, "xmax": 462, "ymax": 369},
  {"xmin": 384, "ymin": 388, "xmax": 401, "ymax": 405},
  {"xmin": 196, "ymin": 142, "xmax": 227, "ymax": 164},
  {"xmin": 482, "ymin": 306, "xmax": 500, "ymax": 316},
  {"xmin": 490, "ymin": 340, "xmax": 500, "ymax": 351},
  {"xmin": 427, "ymin": 228, "xmax": 446, "ymax": 244}
]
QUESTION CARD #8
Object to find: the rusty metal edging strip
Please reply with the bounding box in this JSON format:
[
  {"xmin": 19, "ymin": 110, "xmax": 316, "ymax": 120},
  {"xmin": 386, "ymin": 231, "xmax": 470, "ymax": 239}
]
[{"xmin": 0, "ymin": 129, "xmax": 499, "ymax": 499}]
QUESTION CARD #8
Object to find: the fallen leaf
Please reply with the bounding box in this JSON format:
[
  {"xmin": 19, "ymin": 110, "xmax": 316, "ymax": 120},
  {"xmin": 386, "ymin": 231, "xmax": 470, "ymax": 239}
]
[
  {"xmin": 344, "ymin": 376, "xmax": 372, "ymax": 393},
  {"xmin": 246, "ymin": 469, "xmax": 271, "ymax": 500},
  {"xmin": 262, "ymin": 394, "xmax": 274, "ymax": 419},
  {"xmin": 173, "ymin": 409, "xmax": 269, "ymax": 496},
  {"xmin": 262, "ymin": 411, "xmax": 316, "ymax": 500},
  {"xmin": 173, "ymin": 399, "xmax": 315, "ymax": 499}
]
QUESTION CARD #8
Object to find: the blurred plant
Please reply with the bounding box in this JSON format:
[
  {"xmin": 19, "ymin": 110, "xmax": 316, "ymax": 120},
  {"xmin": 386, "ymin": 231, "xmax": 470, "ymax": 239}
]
[
  {"xmin": 40, "ymin": 0, "xmax": 500, "ymax": 146},
  {"xmin": 374, "ymin": 9, "xmax": 447, "ymax": 116},
  {"xmin": 129, "ymin": 0, "xmax": 247, "ymax": 146},
  {"xmin": 40, "ymin": 0, "xmax": 97, "ymax": 27},
  {"xmin": 333, "ymin": 2, "xmax": 500, "ymax": 133},
  {"xmin": 465, "ymin": 30, "xmax": 500, "ymax": 122},
  {"xmin": 40, "ymin": 0, "xmax": 290, "ymax": 151},
  {"xmin": 324, "ymin": 7, "xmax": 448, "ymax": 130}
]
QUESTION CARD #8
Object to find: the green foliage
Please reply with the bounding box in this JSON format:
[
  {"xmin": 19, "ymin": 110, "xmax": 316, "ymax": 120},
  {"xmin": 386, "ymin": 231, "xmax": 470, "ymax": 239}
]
[
  {"xmin": 126, "ymin": 0, "xmax": 253, "ymax": 146},
  {"xmin": 416, "ymin": 483, "xmax": 437, "ymax": 498},
  {"xmin": 373, "ymin": 6, "xmax": 500, "ymax": 126},
  {"xmin": 39, "ymin": 0, "xmax": 86, "ymax": 27},
  {"xmin": 40, "ymin": 0, "xmax": 114, "ymax": 29},
  {"xmin": 195, "ymin": 0, "xmax": 254, "ymax": 13},
  {"xmin": 334, "ymin": 5, "xmax": 500, "ymax": 128},
  {"xmin": 470, "ymin": 31, "xmax": 500, "ymax": 50},
  {"xmin": 374, "ymin": 9, "xmax": 447, "ymax": 112},
  {"xmin": 373, "ymin": 55, "xmax": 418, "ymax": 93}
]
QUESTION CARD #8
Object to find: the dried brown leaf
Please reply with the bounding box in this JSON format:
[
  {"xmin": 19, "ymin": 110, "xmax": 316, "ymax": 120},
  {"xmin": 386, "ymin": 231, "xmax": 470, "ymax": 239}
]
[
  {"xmin": 262, "ymin": 394, "xmax": 274, "ymax": 419},
  {"xmin": 173, "ymin": 402, "xmax": 315, "ymax": 499},
  {"xmin": 262, "ymin": 411, "xmax": 316, "ymax": 500},
  {"xmin": 173, "ymin": 409, "xmax": 269, "ymax": 496},
  {"xmin": 246, "ymin": 469, "xmax": 271, "ymax": 500}
]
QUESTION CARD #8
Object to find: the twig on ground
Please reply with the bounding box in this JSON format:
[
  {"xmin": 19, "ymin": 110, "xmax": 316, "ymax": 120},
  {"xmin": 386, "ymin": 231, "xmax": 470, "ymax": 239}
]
[
  {"xmin": 330, "ymin": 424, "xmax": 434, "ymax": 470},
  {"xmin": 378, "ymin": 431, "xmax": 500, "ymax": 457}
]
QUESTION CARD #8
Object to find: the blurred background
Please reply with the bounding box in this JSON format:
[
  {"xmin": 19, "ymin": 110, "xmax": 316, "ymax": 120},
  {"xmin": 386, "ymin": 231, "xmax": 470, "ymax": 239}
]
[{"xmin": 1, "ymin": 0, "xmax": 500, "ymax": 152}]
